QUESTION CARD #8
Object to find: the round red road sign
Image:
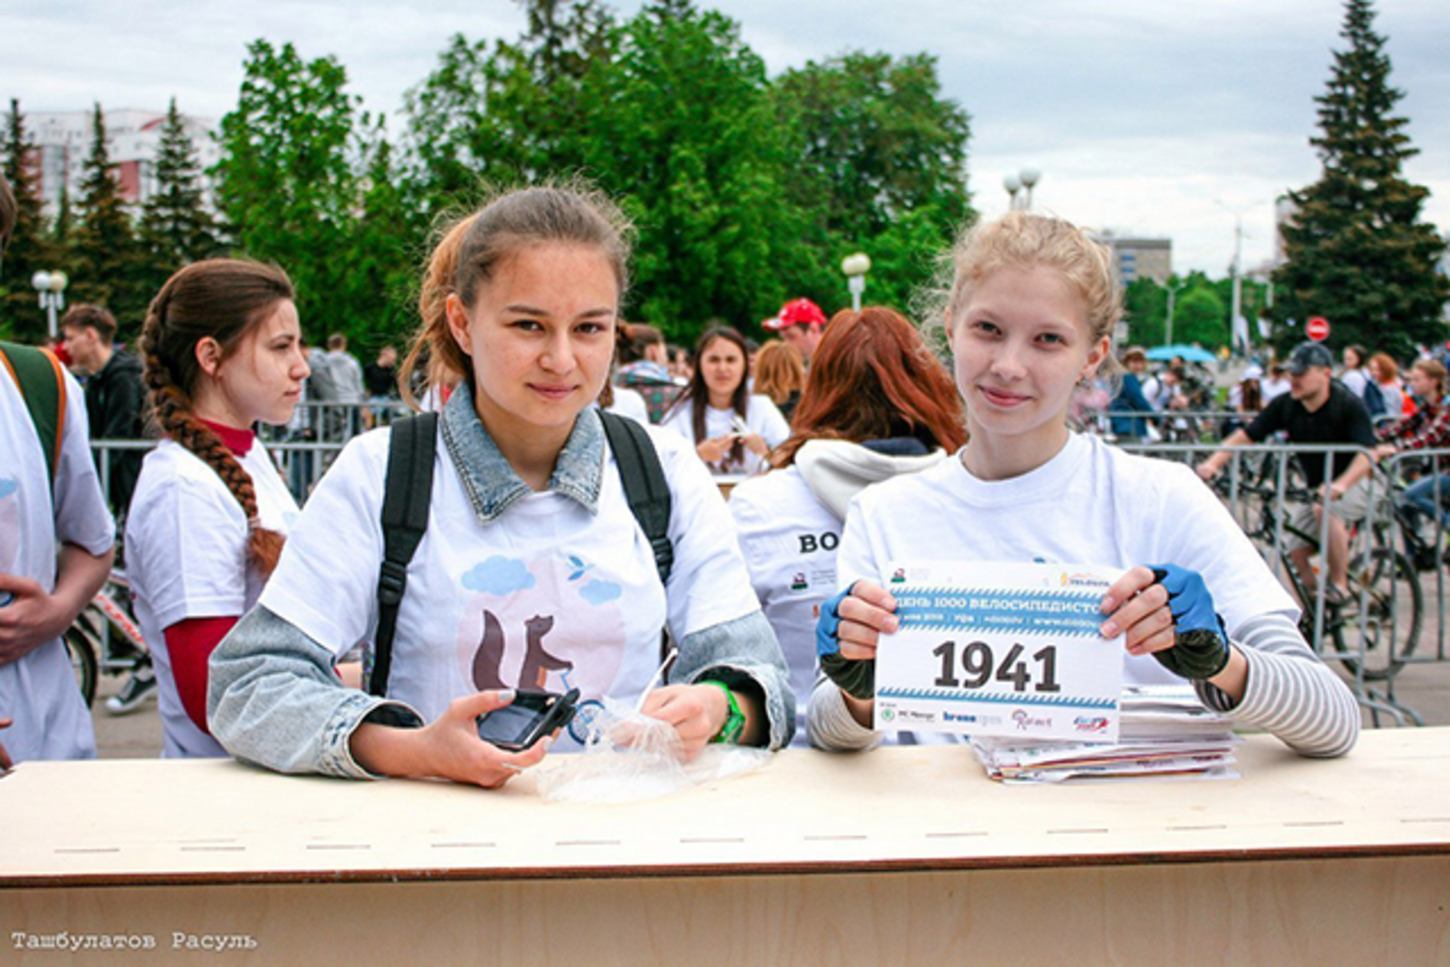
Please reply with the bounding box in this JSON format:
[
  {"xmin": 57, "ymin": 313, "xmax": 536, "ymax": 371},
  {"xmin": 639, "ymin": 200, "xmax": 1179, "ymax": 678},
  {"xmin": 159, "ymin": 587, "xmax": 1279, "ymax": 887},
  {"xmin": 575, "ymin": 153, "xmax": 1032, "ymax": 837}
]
[{"xmin": 1307, "ymin": 316, "xmax": 1330, "ymax": 342}]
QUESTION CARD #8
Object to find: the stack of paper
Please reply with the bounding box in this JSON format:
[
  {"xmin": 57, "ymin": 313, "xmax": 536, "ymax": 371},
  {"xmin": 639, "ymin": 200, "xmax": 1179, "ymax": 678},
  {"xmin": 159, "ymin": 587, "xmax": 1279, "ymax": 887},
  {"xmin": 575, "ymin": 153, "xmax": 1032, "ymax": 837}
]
[{"xmin": 970, "ymin": 685, "xmax": 1239, "ymax": 784}]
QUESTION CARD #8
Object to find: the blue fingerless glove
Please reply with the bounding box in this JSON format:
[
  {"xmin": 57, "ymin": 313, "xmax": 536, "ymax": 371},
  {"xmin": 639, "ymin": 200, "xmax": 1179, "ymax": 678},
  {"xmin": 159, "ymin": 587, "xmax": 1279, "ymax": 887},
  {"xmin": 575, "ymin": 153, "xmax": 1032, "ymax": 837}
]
[
  {"xmin": 816, "ymin": 583, "xmax": 876, "ymax": 700},
  {"xmin": 1148, "ymin": 564, "xmax": 1232, "ymax": 680}
]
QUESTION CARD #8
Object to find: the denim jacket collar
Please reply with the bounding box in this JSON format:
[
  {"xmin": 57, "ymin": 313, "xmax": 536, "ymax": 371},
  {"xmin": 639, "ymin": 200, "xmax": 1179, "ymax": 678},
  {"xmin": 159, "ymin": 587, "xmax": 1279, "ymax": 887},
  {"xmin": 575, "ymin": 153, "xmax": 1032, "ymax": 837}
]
[{"xmin": 440, "ymin": 381, "xmax": 604, "ymax": 524}]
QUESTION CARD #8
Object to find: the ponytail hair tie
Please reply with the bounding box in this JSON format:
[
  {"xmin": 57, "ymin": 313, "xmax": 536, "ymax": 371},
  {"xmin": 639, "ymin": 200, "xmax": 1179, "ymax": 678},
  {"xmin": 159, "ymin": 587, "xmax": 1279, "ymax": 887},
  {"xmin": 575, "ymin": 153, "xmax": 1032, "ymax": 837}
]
[{"xmin": 247, "ymin": 515, "xmax": 262, "ymax": 532}]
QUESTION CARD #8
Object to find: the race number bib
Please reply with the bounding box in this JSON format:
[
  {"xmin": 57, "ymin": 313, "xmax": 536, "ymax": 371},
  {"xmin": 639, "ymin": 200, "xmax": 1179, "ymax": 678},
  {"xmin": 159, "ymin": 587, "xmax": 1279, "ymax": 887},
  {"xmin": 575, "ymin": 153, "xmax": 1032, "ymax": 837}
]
[{"xmin": 874, "ymin": 562, "xmax": 1126, "ymax": 742}]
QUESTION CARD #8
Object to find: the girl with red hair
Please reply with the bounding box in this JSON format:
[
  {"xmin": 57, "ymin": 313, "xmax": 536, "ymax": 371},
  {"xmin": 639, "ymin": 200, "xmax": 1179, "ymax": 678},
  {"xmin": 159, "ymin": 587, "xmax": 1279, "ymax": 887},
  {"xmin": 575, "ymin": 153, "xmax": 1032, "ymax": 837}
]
[{"xmin": 728, "ymin": 307, "xmax": 966, "ymax": 742}]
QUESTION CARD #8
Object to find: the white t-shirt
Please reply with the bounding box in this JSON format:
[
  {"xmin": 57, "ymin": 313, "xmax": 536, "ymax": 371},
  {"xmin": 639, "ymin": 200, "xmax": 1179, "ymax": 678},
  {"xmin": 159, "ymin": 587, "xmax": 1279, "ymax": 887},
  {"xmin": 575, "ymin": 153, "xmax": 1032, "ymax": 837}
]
[
  {"xmin": 1261, "ymin": 376, "xmax": 1291, "ymax": 404},
  {"xmin": 659, "ymin": 395, "xmax": 790, "ymax": 476},
  {"xmin": 126, "ymin": 438, "xmax": 300, "ymax": 757},
  {"xmin": 603, "ymin": 386, "xmax": 649, "ymax": 425},
  {"xmin": 728, "ymin": 466, "xmax": 840, "ymax": 744},
  {"xmin": 1141, "ymin": 375, "xmax": 1177, "ymax": 412},
  {"xmin": 258, "ymin": 422, "xmax": 760, "ymax": 746},
  {"xmin": 840, "ymin": 434, "xmax": 1299, "ymax": 688},
  {"xmin": 0, "ymin": 361, "xmax": 113, "ymax": 762}
]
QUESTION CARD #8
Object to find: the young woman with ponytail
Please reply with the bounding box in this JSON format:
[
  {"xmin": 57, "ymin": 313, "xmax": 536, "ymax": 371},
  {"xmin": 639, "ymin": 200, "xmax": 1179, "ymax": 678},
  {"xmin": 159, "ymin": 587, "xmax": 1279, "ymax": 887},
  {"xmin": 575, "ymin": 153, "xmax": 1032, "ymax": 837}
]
[
  {"xmin": 124, "ymin": 259, "xmax": 309, "ymax": 757},
  {"xmin": 208, "ymin": 186, "xmax": 793, "ymax": 785}
]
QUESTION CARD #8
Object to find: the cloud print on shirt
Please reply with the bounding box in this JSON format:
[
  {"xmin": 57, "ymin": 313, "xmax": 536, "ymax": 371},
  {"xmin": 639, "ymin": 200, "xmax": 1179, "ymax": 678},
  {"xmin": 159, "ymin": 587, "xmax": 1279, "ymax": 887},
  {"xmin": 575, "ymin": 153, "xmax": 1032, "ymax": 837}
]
[
  {"xmin": 579, "ymin": 578, "xmax": 622, "ymax": 606},
  {"xmin": 461, "ymin": 556, "xmax": 536, "ymax": 596}
]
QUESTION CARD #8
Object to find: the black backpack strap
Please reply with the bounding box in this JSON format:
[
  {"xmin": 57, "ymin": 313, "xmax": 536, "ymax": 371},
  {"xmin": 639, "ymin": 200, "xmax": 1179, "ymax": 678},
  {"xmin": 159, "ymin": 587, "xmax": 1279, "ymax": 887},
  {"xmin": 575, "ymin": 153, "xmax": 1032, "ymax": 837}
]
[
  {"xmin": 369, "ymin": 411, "xmax": 438, "ymax": 697},
  {"xmin": 600, "ymin": 411, "xmax": 673, "ymax": 586}
]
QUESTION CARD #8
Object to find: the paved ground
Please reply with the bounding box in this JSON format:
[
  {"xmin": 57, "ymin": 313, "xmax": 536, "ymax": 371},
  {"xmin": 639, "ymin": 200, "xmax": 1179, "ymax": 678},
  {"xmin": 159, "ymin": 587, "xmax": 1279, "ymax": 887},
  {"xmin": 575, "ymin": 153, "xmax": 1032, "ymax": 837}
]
[
  {"xmin": 92, "ymin": 673, "xmax": 169, "ymax": 759},
  {"xmin": 91, "ymin": 648, "xmax": 1450, "ymax": 759}
]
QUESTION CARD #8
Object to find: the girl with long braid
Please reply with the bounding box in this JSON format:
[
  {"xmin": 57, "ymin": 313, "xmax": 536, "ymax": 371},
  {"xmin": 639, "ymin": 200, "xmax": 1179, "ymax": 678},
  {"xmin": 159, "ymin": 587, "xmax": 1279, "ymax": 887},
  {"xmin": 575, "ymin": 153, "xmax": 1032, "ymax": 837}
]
[{"xmin": 125, "ymin": 259, "xmax": 310, "ymax": 757}]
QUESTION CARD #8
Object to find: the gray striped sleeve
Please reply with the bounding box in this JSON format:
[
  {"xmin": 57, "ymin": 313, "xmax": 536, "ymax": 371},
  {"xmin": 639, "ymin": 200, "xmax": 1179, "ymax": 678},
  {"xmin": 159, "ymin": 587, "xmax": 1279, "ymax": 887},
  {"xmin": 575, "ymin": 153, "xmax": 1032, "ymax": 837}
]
[
  {"xmin": 1197, "ymin": 612, "xmax": 1360, "ymax": 758},
  {"xmin": 807, "ymin": 675, "xmax": 883, "ymax": 752}
]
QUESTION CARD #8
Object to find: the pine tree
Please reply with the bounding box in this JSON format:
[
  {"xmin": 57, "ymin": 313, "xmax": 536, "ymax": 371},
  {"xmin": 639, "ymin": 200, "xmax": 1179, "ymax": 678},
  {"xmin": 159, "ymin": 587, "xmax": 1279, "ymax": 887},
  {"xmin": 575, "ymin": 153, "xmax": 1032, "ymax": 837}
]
[
  {"xmin": 71, "ymin": 104, "xmax": 146, "ymax": 333},
  {"xmin": 138, "ymin": 97, "xmax": 221, "ymax": 297},
  {"xmin": 1270, "ymin": 0, "xmax": 1448, "ymax": 358},
  {"xmin": 53, "ymin": 181, "xmax": 73, "ymax": 248},
  {"xmin": 1, "ymin": 99, "xmax": 56, "ymax": 342}
]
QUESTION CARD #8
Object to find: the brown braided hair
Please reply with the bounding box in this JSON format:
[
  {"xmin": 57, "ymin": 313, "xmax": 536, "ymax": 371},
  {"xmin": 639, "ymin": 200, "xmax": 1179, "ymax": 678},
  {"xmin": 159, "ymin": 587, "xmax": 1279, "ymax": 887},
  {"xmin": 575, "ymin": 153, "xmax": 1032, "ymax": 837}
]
[{"xmin": 140, "ymin": 259, "xmax": 295, "ymax": 577}]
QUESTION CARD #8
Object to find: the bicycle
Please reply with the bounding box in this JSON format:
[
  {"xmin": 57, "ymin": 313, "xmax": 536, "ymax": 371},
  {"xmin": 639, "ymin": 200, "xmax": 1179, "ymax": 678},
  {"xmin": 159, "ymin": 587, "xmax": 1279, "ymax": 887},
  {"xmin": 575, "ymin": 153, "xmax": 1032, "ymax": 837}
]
[
  {"xmin": 1212, "ymin": 455, "xmax": 1422, "ymax": 680},
  {"xmin": 63, "ymin": 569, "xmax": 149, "ymax": 708},
  {"xmin": 1377, "ymin": 454, "xmax": 1450, "ymax": 574}
]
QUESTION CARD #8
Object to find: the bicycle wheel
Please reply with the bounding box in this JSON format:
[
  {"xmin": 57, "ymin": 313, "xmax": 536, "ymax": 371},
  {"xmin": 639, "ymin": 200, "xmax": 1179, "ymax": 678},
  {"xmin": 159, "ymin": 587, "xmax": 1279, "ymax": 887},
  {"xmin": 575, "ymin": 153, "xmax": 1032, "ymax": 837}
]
[
  {"xmin": 64, "ymin": 627, "xmax": 99, "ymax": 707},
  {"xmin": 1332, "ymin": 548, "xmax": 1422, "ymax": 680}
]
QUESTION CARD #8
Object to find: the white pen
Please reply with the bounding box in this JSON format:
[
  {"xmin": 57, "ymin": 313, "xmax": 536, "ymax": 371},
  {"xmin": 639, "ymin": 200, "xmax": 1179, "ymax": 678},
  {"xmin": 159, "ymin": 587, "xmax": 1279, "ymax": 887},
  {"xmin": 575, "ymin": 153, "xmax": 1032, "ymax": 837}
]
[{"xmin": 634, "ymin": 646, "xmax": 680, "ymax": 713}]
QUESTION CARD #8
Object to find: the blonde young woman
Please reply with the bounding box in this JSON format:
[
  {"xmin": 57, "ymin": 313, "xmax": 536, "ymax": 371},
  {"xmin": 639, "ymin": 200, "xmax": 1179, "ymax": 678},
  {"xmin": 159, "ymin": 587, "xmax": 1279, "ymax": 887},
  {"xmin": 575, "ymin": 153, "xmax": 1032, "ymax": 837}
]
[{"xmin": 809, "ymin": 213, "xmax": 1358, "ymax": 758}]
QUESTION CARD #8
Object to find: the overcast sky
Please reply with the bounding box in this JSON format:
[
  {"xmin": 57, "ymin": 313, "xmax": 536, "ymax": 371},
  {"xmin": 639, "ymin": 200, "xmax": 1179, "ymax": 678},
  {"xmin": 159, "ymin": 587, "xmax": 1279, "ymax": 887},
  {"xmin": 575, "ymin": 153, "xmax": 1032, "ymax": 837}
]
[{"xmin": 4, "ymin": 0, "xmax": 1447, "ymax": 276}]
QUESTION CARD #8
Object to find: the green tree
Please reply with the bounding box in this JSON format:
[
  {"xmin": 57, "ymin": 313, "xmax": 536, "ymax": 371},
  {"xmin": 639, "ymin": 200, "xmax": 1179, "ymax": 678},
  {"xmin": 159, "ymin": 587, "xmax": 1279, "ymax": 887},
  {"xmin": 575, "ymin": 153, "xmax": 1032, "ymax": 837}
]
[
  {"xmin": 1123, "ymin": 277, "xmax": 1168, "ymax": 347},
  {"xmin": 213, "ymin": 39, "xmax": 360, "ymax": 339},
  {"xmin": 1, "ymin": 99, "xmax": 57, "ymax": 341},
  {"xmin": 52, "ymin": 181, "xmax": 74, "ymax": 250},
  {"xmin": 138, "ymin": 98, "xmax": 222, "ymax": 298},
  {"xmin": 340, "ymin": 117, "xmax": 426, "ymax": 354},
  {"xmin": 504, "ymin": 0, "xmax": 614, "ymax": 176},
  {"xmin": 71, "ymin": 104, "xmax": 148, "ymax": 332},
  {"xmin": 401, "ymin": 2, "xmax": 614, "ymax": 205},
  {"xmin": 773, "ymin": 51, "xmax": 972, "ymax": 312},
  {"xmin": 578, "ymin": 0, "xmax": 806, "ymax": 338},
  {"xmin": 400, "ymin": 34, "xmax": 501, "ymax": 201},
  {"xmin": 1175, "ymin": 284, "xmax": 1228, "ymax": 349},
  {"xmin": 1269, "ymin": 0, "xmax": 1448, "ymax": 358}
]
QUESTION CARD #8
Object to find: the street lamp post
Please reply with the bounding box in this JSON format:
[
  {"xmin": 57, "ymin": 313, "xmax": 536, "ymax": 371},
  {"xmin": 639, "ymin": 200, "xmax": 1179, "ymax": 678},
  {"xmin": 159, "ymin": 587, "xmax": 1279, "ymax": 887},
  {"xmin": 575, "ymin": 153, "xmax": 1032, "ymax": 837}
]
[
  {"xmin": 1004, "ymin": 167, "xmax": 1043, "ymax": 211},
  {"xmin": 1018, "ymin": 167, "xmax": 1041, "ymax": 210},
  {"xmin": 32, "ymin": 270, "xmax": 69, "ymax": 340},
  {"xmin": 1157, "ymin": 278, "xmax": 1187, "ymax": 347},
  {"xmin": 841, "ymin": 252, "xmax": 872, "ymax": 312},
  {"xmin": 1229, "ymin": 216, "xmax": 1246, "ymax": 355},
  {"xmin": 1003, "ymin": 173, "xmax": 1021, "ymax": 210},
  {"xmin": 1213, "ymin": 199, "xmax": 1253, "ymax": 357}
]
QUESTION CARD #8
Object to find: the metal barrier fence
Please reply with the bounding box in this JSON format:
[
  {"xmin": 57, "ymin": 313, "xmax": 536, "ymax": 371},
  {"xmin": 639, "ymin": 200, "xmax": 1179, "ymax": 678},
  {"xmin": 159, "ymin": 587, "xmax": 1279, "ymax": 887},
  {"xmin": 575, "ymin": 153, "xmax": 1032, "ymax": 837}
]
[
  {"xmin": 1123, "ymin": 439, "xmax": 1450, "ymax": 725},
  {"xmin": 87, "ymin": 431, "xmax": 1450, "ymax": 725},
  {"xmin": 1085, "ymin": 406, "xmax": 1404, "ymax": 444},
  {"xmin": 89, "ymin": 437, "xmax": 349, "ymax": 506},
  {"xmin": 1081, "ymin": 408, "xmax": 1255, "ymax": 444},
  {"xmin": 89, "ymin": 402, "xmax": 399, "ymax": 503}
]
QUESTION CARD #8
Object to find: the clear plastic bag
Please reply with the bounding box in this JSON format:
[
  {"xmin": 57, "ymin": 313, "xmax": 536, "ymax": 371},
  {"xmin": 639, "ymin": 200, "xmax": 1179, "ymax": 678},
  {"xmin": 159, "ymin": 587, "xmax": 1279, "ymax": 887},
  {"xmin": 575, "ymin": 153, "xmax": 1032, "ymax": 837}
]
[{"xmin": 535, "ymin": 697, "xmax": 770, "ymax": 804}]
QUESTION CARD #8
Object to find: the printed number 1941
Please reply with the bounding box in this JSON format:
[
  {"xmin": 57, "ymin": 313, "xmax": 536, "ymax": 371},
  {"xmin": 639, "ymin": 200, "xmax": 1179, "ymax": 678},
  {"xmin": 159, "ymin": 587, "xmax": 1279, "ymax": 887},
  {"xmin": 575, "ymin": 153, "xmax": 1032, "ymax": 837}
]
[{"xmin": 932, "ymin": 640, "xmax": 1061, "ymax": 693}]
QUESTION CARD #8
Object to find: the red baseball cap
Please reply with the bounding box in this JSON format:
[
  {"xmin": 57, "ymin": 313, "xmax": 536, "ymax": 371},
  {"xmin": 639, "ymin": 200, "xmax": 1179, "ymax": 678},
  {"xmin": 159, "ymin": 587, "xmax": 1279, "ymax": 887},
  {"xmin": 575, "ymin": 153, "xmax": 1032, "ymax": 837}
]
[{"xmin": 764, "ymin": 297, "xmax": 827, "ymax": 331}]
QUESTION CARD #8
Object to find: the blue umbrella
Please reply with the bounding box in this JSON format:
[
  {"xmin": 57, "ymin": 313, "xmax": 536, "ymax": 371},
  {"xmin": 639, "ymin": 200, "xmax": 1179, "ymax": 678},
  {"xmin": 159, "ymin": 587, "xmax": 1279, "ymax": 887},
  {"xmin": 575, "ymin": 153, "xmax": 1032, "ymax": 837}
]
[{"xmin": 1145, "ymin": 344, "xmax": 1216, "ymax": 364}]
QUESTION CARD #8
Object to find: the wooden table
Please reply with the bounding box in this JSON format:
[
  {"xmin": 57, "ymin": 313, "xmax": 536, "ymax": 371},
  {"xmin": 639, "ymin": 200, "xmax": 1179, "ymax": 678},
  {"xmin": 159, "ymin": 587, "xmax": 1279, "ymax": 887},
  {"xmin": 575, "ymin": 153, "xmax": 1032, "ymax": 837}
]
[{"xmin": 4, "ymin": 729, "xmax": 1449, "ymax": 964}]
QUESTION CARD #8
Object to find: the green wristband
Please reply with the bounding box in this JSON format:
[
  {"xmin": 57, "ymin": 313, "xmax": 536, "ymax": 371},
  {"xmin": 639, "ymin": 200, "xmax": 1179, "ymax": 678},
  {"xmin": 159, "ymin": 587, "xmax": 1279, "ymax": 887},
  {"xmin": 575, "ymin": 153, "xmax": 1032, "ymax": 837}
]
[{"xmin": 700, "ymin": 680, "xmax": 745, "ymax": 744}]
